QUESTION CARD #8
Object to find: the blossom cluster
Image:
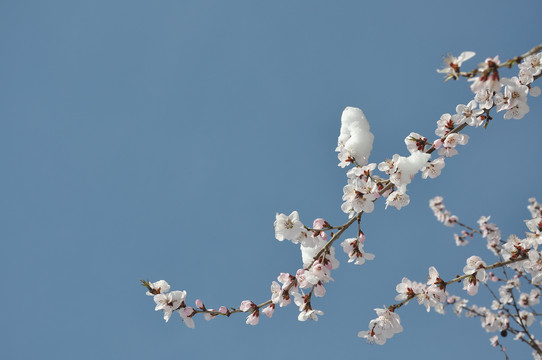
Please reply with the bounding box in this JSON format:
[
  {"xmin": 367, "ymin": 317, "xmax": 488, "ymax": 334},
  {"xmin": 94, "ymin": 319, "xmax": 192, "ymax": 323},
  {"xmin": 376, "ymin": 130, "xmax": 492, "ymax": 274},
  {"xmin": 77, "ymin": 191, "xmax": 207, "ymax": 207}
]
[
  {"xmin": 359, "ymin": 197, "xmax": 542, "ymax": 354},
  {"xmin": 359, "ymin": 266, "xmax": 446, "ymax": 344},
  {"xmin": 469, "ymin": 54, "xmax": 541, "ymax": 120},
  {"xmin": 352, "ymin": 48, "xmax": 542, "ymax": 355},
  {"xmin": 265, "ymin": 213, "xmax": 375, "ymax": 324},
  {"xmin": 142, "ymin": 280, "xmax": 196, "ymax": 328},
  {"xmin": 372, "ymin": 197, "xmax": 542, "ymax": 358},
  {"xmin": 142, "ymin": 44, "xmax": 542, "ymax": 359},
  {"xmin": 350, "ymin": 48, "xmax": 542, "ymax": 229}
]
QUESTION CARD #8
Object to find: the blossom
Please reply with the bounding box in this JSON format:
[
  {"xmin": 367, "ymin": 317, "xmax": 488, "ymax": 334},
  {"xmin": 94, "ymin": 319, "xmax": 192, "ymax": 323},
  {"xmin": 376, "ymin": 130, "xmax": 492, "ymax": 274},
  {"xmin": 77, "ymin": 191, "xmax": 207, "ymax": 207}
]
[
  {"xmin": 404, "ymin": 132, "xmax": 428, "ymax": 153},
  {"xmin": 202, "ymin": 311, "xmax": 216, "ymax": 321},
  {"xmin": 462, "ymin": 256, "xmax": 487, "ymax": 296},
  {"xmin": 501, "ymin": 77, "xmax": 529, "ymax": 108},
  {"xmin": 274, "ymin": 211, "xmax": 305, "ymax": 242},
  {"xmin": 437, "ymin": 51, "xmax": 475, "ymax": 79},
  {"xmin": 313, "ymin": 282, "xmax": 326, "ymax": 297},
  {"xmin": 195, "ymin": 299, "xmax": 205, "ymax": 310},
  {"xmin": 525, "ymin": 218, "xmax": 542, "ymax": 243},
  {"xmin": 427, "ymin": 267, "xmax": 446, "ymax": 292},
  {"xmin": 154, "ymin": 290, "xmax": 187, "ymax": 322},
  {"xmin": 518, "ymin": 310, "xmax": 535, "ymax": 327},
  {"xmin": 179, "ymin": 307, "xmax": 196, "ymax": 328},
  {"xmin": 477, "ymin": 216, "xmax": 502, "ymax": 253},
  {"xmin": 218, "ymin": 306, "xmax": 229, "ymax": 315},
  {"xmin": 493, "ymin": 76, "xmax": 531, "ymax": 120},
  {"xmin": 341, "ymin": 237, "xmax": 375, "ymax": 265},
  {"xmin": 501, "ymin": 235, "xmax": 531, "ymax": 263},
  {"xmin": 454, "ymin": 233, "xmax": 469, "ymax": 246},
  {"xmin": 435, "ymin": 113, "xmax": 462, "ymax": 137},
  {"xmin": 455, "ymin": 101, "xmax": 484, "ymax": 127},
  {"xmin": 296, "ymin": 268, "xmax": 318, "ymax": 289},
  {"xmin": 528, "ymin": 198, "xmax": 542, "ymax": 219},
  {"xmin": 312, "ymin": 218, "xmax": 330, "ymax": 230},
  {"xmin": 474, "ymin": 89, "xmax": 494, "ymax": 110},
  {"xmin": 395, "ymin": 277, "xmax": 418, "ymax": 303},
  {"xmin": 310, "ymin": 261, "xmax": 334, "ymax": 283},
  {"xmin": 489, "ymin": 335, "xmax": 499, "ymax": 347},
  {"xmin": 298, "ymin": 308, "xmax": 324, "ymax": 322},
  {"xmin": 358, "ymin": 307, "xmax": 403, "ymax": 345},
  {"xmin": 518, "ymin": 53, "xmax": 542, "ymax": 81},
  {"xmin": 341, "ymin": 179, "xmax": 376, "ymax": 216},
  {"xmin": 503, "ymin": 101, "xmax": 530, "ymax": 120},
  {"xmin": 270, "ymin": 281, "xmax": 282, "ymax": 304},
  {"xmin": 378, "ymin": 154, "xmax": 400, "ymax": 175},
  {"xmin": 240, "ymin": 300, "xmax": 256, "ymax": 312},
  {"xmin": 245, "ymin": 309, "xmax": 260, "ymax": 325},
  {"xmin": 239, "ymin": 300, "xmax": 260, "ymax": 325},
  {"xmin": 519, "ymin": 289, "xmax": 540, "ymax": 308},
  {"xmin": 277, "ymin": 273, "xmax": 298, "ymax": 306},
  {"xmin": 447, "ymin": 295, "xmax": 468, "ymax": 316},
  {"xmin": 429, "ymin": 196, "xmax": 460, "ymax": 228},
  {"xmin": 385, "ymin": 189, "xmax": 410, "ymax": 210},
  {"xmin": 421, "ymin": 157, "xmax": 445, "ymax": 179},
  {"xmin": 145, "ymin": 280, "xmax": 171, "ymax": 296},
  {"xmin": 417, "ymin": 267, "xmax": 446, "ymax": 312},
  {"xmin": 437, "ymin": 133, "xmax": 469, "ymax": 158},
  {"xmin": 469, "ymin": 56, "xmax": 502, "ymax": 93},
  {"xmin": 262, "ymin": 304, "xmax": 275, "ymax": 318}
]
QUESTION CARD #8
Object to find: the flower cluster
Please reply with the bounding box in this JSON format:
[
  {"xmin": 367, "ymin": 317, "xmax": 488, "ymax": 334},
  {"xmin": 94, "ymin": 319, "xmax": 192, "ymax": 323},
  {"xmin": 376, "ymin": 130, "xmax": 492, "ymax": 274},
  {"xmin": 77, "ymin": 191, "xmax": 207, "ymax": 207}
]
[
  {"xmin": 466, "ymin": 53, "xmax": 541, "ymax": 121},
  {"xmin": 358, "ymin": 307, "xmax": 403, "ymax": 345},
  {"xmin": 437, "ymin": 51, "xmax": 475, "ymax": 80},
  {"xmin": 429, "ymin": 196, "xmax": 458, "ymax": 227},
  {"xmin": 378, "ymin": 198, "xmax": 542, "ymax": 358},
  {"xmin": 142, "ymin": 44, "xmax": 542, "ymax": 359},
  {"xmin": 142, "ymin": 280, "xmax": 195, "ymax": 328},
  {"xmin": 341, "ymin": 232, "xmax": 375, "ymax": 265}
]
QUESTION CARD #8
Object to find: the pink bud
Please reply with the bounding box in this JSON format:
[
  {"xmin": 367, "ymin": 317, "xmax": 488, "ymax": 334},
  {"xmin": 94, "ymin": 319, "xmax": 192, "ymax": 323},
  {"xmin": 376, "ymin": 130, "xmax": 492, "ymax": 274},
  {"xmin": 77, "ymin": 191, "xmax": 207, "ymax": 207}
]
[
  {"xmin": 433, "ymin": 138, "xmax": 443, "ymax": 149},
  {"xmin": 262, "ymin": 304, "xmax": 275, "ymax": 318},
  {"xmin": 195, "ymin": 299, "xmax": 205, "ymax": 309},
  {"xmin": 314, "ymin": 282, "xmax": 326, "ymax": 297},
  {"xmin": 182, "ymin": 307, "xmax": 195, "ymax": 317},
  {"xmin": 245, "ymin": 310, "xmax": 260, "ymax": 325},
  {"xmin": 358, "ymin": 230, "xmax": 366, "ymax": 244},
  {"xmin": 313, "ymin": 218, "xmax": 329, "ymax": 229},
  {"xmin": 240, "ymin": 300, "xmax": 255, "ymax": 312}
]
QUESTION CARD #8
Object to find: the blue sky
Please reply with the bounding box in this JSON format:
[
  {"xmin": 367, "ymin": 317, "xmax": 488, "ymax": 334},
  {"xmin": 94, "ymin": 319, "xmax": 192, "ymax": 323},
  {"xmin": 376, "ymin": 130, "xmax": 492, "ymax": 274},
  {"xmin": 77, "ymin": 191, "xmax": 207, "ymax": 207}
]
[{"xmin": 2, "ymin": 1, "xmax": 542, "ymax": 359}]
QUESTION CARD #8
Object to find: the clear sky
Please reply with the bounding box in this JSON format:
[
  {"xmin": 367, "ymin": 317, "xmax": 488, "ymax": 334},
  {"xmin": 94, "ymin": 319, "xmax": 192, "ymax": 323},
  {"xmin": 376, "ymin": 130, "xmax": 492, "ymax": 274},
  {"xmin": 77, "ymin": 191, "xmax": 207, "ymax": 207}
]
[{"xmin": 2, "ymin": 1, "xmax": 542, "ymax": 359}]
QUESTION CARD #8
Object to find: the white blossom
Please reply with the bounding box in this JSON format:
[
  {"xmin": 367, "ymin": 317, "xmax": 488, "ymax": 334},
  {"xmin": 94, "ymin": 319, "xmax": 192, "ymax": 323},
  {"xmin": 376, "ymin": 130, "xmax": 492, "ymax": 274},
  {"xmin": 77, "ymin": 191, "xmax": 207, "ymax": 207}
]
[
  {"xmin": 274, "ymin": 211, "xmax": 305, "ymax": 242},
  {"xmin": 437, "ymin": 51, "xmax": 475, "ymax": 79}
]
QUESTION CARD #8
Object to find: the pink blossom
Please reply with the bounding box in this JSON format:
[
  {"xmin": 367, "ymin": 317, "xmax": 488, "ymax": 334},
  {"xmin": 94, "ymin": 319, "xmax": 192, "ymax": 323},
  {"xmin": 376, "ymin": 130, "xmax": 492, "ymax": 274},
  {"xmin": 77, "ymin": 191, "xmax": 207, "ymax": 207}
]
[
  {"xmin": 195, "ymin": 299, "xmax": 205, "ymax": 309},
  {"xmin": 240, "ymin": 300, "xmax": 256, "ymax": 312},
  {"xmin": 218, "ymin": 306, "xmax": 228, "ymax": 315},
  {"xmin": 245, "ymin": 309, "xmax": 260, "ymax": 326},
  {"xmin": 262, "ymin": 304, "xmax": 275, "ymax": 318}
]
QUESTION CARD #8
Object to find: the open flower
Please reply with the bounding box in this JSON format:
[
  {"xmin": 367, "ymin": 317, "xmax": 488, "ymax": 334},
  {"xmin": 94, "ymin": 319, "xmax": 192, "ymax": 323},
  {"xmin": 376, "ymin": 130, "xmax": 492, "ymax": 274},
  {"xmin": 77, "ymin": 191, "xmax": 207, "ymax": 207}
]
[
  {"xmin": 437, "ymin": 51, "xmax": 476, "ymax": 79},
  {"xmin": 274, "ymin": 211, "xmax": 305, "ymax": 242}
]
